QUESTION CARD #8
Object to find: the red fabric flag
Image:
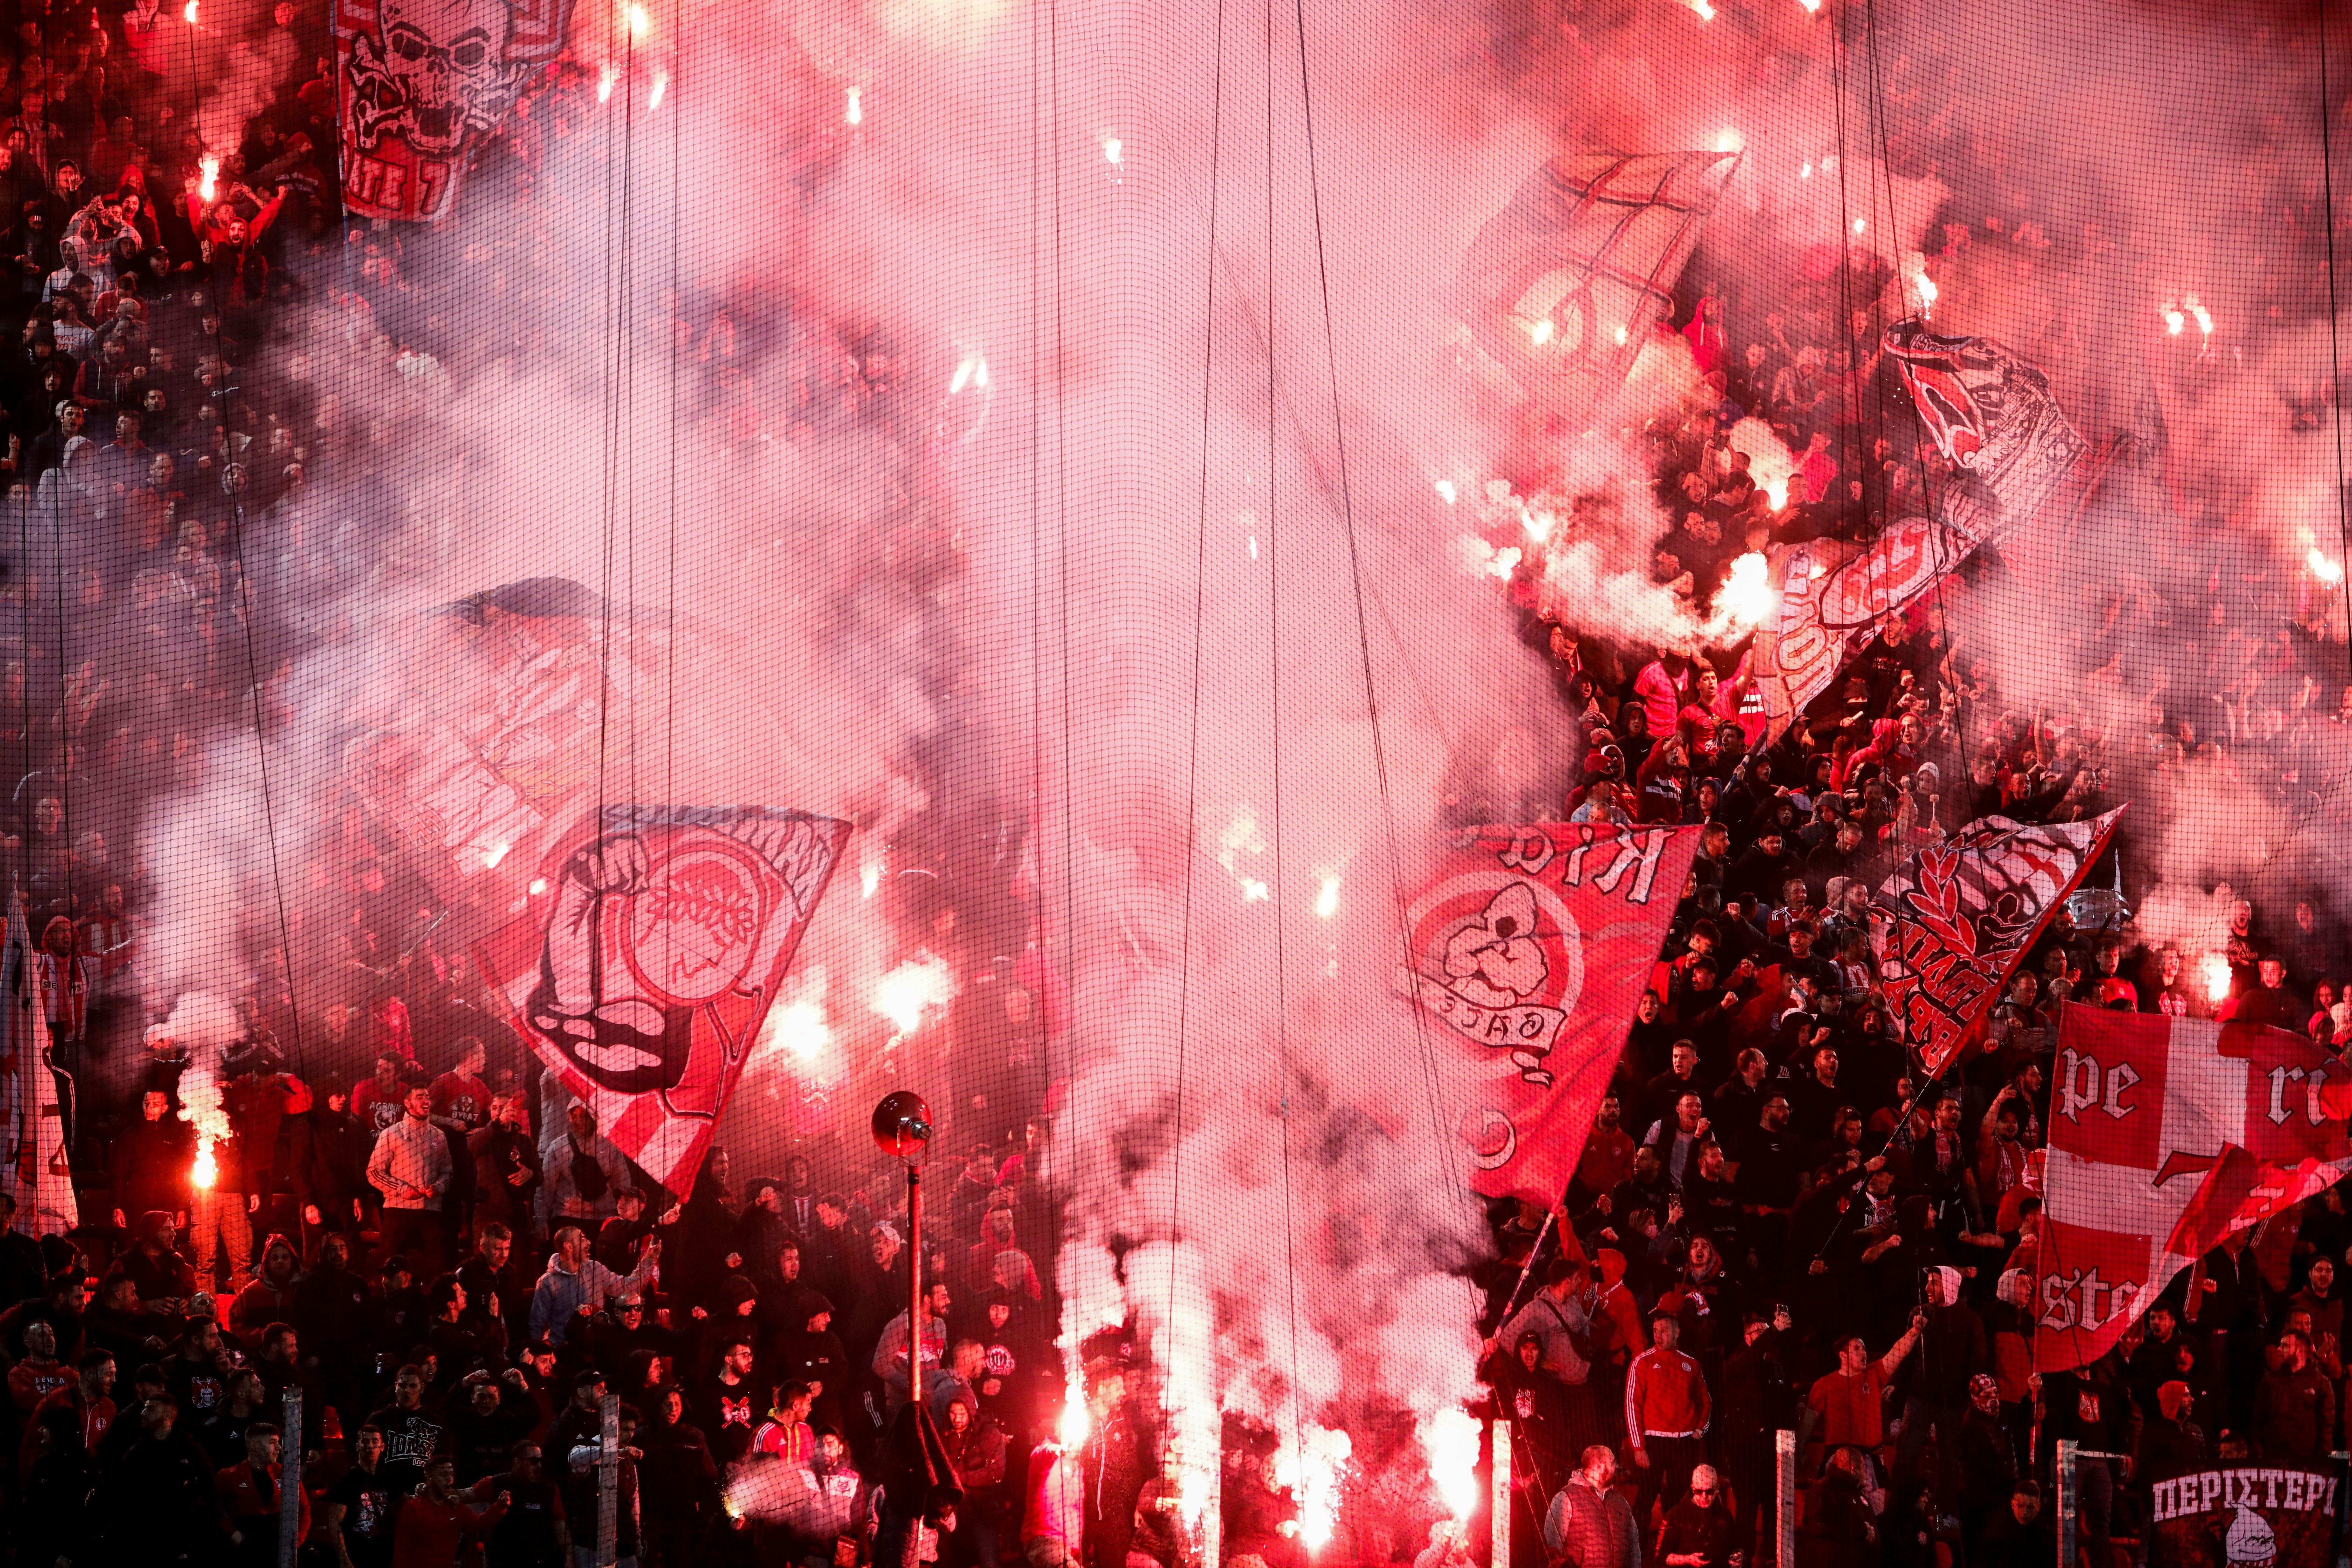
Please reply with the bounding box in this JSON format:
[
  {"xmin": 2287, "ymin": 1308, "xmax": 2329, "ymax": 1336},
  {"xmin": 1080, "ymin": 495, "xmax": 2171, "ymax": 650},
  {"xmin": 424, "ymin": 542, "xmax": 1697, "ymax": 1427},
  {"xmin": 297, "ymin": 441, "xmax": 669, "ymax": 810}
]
[
  {"xmin": 475, "ymin": 806, "xmax": 850, "ymax": 1198},
  {"xmin": 1405, "ymin": 822, "xmax": 1702, "ymax": 1204},
  {"xmin": 1869, "ymin": 808, "xmax": 2124, "ymax": 1076},
  {"xmin": 2033, "ymin": 1005, "xmax": 2352, "ymax": 1372}
]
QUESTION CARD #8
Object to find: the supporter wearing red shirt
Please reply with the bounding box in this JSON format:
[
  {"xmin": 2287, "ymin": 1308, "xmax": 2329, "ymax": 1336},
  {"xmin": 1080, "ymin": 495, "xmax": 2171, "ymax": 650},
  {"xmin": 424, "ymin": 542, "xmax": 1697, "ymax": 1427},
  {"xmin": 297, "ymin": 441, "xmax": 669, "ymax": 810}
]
[
  {"xmin": 1626, "ymin": 1311, "xmax": 1710, "ymax": 1527},
  {"xmin": 1802, "ymin": 1314, "xmax": 1923, "ymax": 1461},
  {"xmin": 214, "ymin": 1424, "xmax": 310, "ymax": 1554},
  {"xmin": 21, "ymin": 1351, "xmax": 115, "ymax": 1479},
  {"xmin": 431, "ymin": 1037, "xmax": 495, "ymax": 1134},
  {"xmin": 350, "ymin": 1053, "xmax": 412, "ymax": 1138},
  {"xmin": 393, "ymin": 1455, "xmax": 507, "ymax": 1568}
]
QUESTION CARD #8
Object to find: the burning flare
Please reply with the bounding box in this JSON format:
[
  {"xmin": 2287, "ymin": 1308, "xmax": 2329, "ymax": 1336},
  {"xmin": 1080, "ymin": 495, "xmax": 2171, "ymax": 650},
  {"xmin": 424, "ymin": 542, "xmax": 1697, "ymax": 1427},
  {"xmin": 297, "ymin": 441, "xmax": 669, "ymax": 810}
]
[
  {"xmin": 1707, "ymin": 552, "xmax": 1777, "ymax": 634},
  {"xmin": 871, "ymin": 955, "xmax": 959, "ymax": 1036},
  {"xmin": 1278, "ymin": 1428, "xmax": 1352, "ymax": 1552},
  {"xmin": 2202, "ymin": 951, "xmax": 2233, "ymax": 1006},
  {"xmin": 191, "ymin": 1139, "xmax": 217, "ymax": 1189},
  {"xmin": 2308, "ymin": 546, "xmax": 2345, "ymax": 586},
  {"xmin": 182, "ymin": 0, "xmax": 197, "ymax": 20},
  {"xmin": 1419, "ymin": 1409, "xmax": 1480, "ymax": 1522},
  {"xmin": 198, "ymin": 155, "xmax": 219, "ymax": 202},
  {"xmin": 845, "ymin": 86, "xmax": 863, "ymax": 125}
]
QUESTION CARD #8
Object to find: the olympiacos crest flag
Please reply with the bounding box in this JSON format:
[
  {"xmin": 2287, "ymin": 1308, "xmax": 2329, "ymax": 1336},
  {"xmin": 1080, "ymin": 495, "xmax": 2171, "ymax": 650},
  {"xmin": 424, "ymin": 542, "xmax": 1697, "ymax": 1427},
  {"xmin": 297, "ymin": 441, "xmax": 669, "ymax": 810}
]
[
  {"xmin": 476, "ymin": 806, "xmax": 850, "ymax": 1198},
  {"xmin": 1406, "ymin": 823, "xmax": 1702, "ymax": 1204},
  {"xmin": 1750, "ymin": 321, "xmax": 2090, "ymax": 739},
  {"xmin": 1869, "ymin": 808, "xmax": 2123, "ymax": 1075},
  {"xmin": 335, "ymin": 0, "xmax": 578, "ymax": 219},
  {"xmin": 2033, "ymin": 1006, "xmax": 2352, "ymax": 1372}
]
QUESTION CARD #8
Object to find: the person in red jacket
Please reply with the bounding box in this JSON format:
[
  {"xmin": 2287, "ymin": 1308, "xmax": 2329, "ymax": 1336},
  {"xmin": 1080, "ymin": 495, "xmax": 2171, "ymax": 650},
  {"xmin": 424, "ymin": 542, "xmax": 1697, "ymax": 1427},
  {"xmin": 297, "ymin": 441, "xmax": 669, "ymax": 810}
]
[
  {"xmin": 216, "ymin": 1422, "xmax": 310, "ymax": 1565},
  {"xmin": 393, "ymin": 1453, "xmax": 508, "ymax": 1568},
  {"xmin": 1625, "ymin": 1310, "xmax": 1711, "ymax": 1535}
]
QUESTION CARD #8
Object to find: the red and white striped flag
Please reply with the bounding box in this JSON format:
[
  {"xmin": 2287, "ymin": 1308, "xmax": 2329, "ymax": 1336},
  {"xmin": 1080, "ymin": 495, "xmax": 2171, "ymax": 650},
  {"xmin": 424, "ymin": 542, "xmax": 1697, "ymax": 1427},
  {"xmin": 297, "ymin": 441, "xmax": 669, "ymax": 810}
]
[{"xmin": 2033, "ymin": 1004, "xmax": 2352, "ymax": 1371}]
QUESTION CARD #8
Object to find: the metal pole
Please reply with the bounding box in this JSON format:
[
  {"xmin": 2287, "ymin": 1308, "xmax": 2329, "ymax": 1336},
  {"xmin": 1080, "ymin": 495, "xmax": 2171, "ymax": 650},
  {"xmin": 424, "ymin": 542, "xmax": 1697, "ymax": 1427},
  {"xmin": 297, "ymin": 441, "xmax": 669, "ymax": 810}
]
[
  {"xmin": 1774, "ymin": 1429, "xmax": 1795, "ymax": 1568},
  {"xmin": 908, "ymin": 1161, "xmax": 923, "ymax": 1410},
  {"xmin": 1491, "ymin": 1420, "xmax": 1511, "ymax": 1568},
  {"xmin": 2057, "ymin": 1438, "xmax": 2077, "ymax": 1568},
  {"xmin": 277, "ymin": 1386, "xmax": 302, "ymax": 1568},
  {"xmin": 598, "ymin": 1390, "xmax": 620, "ymax": 1568}
]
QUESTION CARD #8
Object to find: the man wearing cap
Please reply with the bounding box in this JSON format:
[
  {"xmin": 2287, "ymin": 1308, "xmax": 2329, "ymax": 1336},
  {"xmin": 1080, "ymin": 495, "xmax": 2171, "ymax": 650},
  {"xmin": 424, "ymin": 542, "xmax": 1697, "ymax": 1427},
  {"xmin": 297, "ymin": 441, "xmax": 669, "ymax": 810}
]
[{"xmin": 1625, "ymin": 1310, "xmax": 1710, "ymax": 1532}]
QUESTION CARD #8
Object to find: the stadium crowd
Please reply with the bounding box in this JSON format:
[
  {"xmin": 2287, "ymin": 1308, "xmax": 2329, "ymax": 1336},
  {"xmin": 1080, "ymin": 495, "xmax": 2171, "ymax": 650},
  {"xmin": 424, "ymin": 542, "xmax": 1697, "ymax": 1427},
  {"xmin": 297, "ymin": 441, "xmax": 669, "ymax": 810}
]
[{"xmin": 0, "ymin": 0, "xmax": 2334, "ymax": 1564}]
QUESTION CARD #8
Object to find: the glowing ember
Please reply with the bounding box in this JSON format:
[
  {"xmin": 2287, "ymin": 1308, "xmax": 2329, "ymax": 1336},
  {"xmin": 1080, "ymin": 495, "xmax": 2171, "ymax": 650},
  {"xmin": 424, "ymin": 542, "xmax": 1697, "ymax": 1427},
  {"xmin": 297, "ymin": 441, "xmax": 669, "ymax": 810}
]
[
  {"xmin": 2191, "ymin": 301, "xmax": 2212, "ymax": 336},
  {"xmin": 191, "ymin": 1139, "xmax": 217, "ymax": 1189},
  {"xmin": 845, "ymin": 86, "xmax": 863, "ymax": 125},
  {"xmin": 2308, "ymin": 547, "xmax": 2344, "ymax": 586},
  {"xmin": 198, "ymin": 155, "xmax": 219, "ymax": 202},
  {"xmin": 2202, "ymin": 951, "xmax": 2233, "ymax": 1005},
  {"xmin": 528, "ymin": 877, "xmax": 550, "ymax": 896},
  {"xmin": 1709, "ymin": 552, "xmax": 1776, "ymax": 632},
  {"xmin": 1419, "ymin": 1409, "xmax": 1480, "ymax": 1522},
  {"xmin": 1315, "ymin": 875, "xmax": 1340, "ymax": 919},
  {"xmin": 871, "ymin": 955, "xmax": 958, "ymax": 1036}
]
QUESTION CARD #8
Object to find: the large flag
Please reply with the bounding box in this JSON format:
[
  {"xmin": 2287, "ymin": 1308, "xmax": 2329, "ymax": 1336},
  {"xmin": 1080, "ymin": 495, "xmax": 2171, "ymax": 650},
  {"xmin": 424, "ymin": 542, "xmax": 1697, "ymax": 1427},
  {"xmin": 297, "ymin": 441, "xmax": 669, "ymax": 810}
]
[
  {"xmin": 1454, "ymin": 152, "xmax": 1740, "ymax": 430},
  {"xmin": 1870, "ymin": 809, "xmax": 2124, "ymax": 1076},
  {"xmin": 1750, "ymin": 321, "xmax": 2089, "ymax": 740},
  {"xmin": 0, "ymin": 902, "xmax": 76, "ymax": 1236},
  {"xmin": 475, "ymin": 805, "xmax": 850, "ymax": 1198},
  {"xmin": 1405, "ymin": 822, "xmax": 1702, "ymax": 1204},
  {"xmin": 335, "ymin": 0, "xmax": 578, "ymax": 220},
  {"xmin": 2033, "ymin": 1006, "xmax": 2352, "ymax": 1372}
]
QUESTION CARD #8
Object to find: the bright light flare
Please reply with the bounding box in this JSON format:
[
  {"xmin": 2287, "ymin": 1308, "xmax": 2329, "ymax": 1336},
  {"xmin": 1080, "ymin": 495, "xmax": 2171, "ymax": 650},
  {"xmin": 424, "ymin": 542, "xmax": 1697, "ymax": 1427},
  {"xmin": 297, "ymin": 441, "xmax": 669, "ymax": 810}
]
[
  {"xmin": 1058, "ymin": 1386, "xmax": 1091, "ymax": 1449},
  {"xmin": 1614, "ymin": 325, "xmax": 1628, "ymax": 345},
  {"xmin": 1709, "ymin": 551, "xmax": 1777, "ymax": 634},
  {"xmin": 1419, "ymin": 1409, "xmax": 1481, "ymax": 1522},
  {"xmin": 1852, "ymin": 217, "xmax": 1867, "ymax": 233},
  {"xmin": 770, "ymin": 996, "xmax": 832, "ymax": 1061},
  {"xmin": 861, "ymin": 861, "xmax": 882, "ymax": 897},
  {"xmin": 181, "ymin": 0, "xmax": 196, "ymax": 20},
  {"xmin": 1102, "ymin": 135, "xmax": 1122, "ymax": 167},
  {"xmin": 198, "ymin": 154, "xmax": 219, "ymax": 202},
  {"xmin": 845, "ymin": 86, "xmax": 863, "ymax": 125},
  {"xmin": 1527, "ymin": 318, "xmax": 1554, "ymax": 345},
  {"xmin": 1486, "ymin": 545, "xmax": 1522, "ymax": 581},
  {"xmin": 1800, "ymin": 161, "xmax": 1813, "ymax": 178},
  {"xmin": 528, "ymin": 877, "xmax": 549, "ymax": 896},
  {"xmin": 1766, "ymin": 479, "xmax": 1788, "ymax": 511},
  {"xmin": 625, "ymin": 1, "xmax": 647, "ymax": 37},
  {"xmin": 480, "ymin": 839, "xmax": 512, "ymax": 869},
  {"xmin": 871, "ymin": 955, "xmax": 959, "ymax": 1036},
  {"xmin": 1690, "ymin": 0, "xmax": 1714, "ymax": 18},
  {"xmin": 1798, "ymin": 0, "xmax": 1821, "ymax": 10},
  {"xmin": 950, "ymin": 354, "xmax": 989, "ymax": 394},
  {"xmin": 1315, "ymin": 876, "xmax": 1340, "ymax": 919},
  {"xmin": 2309, "ymin": 546, "xmax": 2345, "ymax": 586},
  {"xmin": 1434, "ymin": 479, "xmax": 1456, "ymax": 504},
  {"xmin": 2202, "ymin": 951, "xmax": 2233, "ymax": 1005},
  {"xmin": 1277, "ymin": 1428, "xmax": 1352, "ymax": 1552},
  {"xmin": 192, "ymin": 1139, "xmax": 217, "ymax": 1189},
  {"xmin": 598, "ymin": 65, "xmax": 618, "ymax": 102},
  {"xmin": 648, "ymin": 70, "xmax": 666, "ymax": 108},
  {"xmin": 1714, "ymin": 128, "xmax": 1741, "ymax": 154}
]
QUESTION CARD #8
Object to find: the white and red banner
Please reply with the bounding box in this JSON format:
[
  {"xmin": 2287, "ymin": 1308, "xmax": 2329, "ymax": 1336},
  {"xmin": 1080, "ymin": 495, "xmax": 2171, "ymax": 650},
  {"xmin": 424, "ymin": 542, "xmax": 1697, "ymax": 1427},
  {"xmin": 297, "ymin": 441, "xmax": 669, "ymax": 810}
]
[
  {"xmin": 476, "ymin": 806, "xmax": 850, "ymax": 1198},
  {"xmin": 334, "ymin": 0, "xmax": 576, "ymax": 220},
  {"xmin": 2033, "ymin": 1005, "xmax": 2352, "ymax": 1371},
  {"xmin": 1407, "ymin": 822, "xmax": 1702, "ymax": 1204},
  {"xmin": 1870, "ymin": 808, "xmax": 2123, "ymax": 1076},
  {"xmin": 1752, "ymin": 322, "xmax": 2090, "ymax": 740}
]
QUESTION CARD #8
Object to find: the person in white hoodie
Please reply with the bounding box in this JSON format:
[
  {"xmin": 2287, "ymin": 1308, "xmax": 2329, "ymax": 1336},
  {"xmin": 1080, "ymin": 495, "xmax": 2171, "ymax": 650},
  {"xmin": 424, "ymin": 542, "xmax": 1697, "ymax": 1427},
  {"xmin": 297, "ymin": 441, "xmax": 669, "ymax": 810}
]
[
  {"xmin": 527, "ymin": 1223, "xmax": 663, "ymax": 1345},
  {"xmin": 367, "ymin": 1085, "xmax": 454, "ymax": 1269}
]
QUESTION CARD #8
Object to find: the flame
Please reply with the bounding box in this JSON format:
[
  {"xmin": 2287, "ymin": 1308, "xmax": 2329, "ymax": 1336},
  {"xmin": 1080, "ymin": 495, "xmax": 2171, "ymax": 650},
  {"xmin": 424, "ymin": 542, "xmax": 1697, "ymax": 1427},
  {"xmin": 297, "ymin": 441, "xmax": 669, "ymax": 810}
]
[
  {"xmin": 598, "ymin": 65, "xmax": 618, "ymax": 102},
  {"xmin": 871, "ymin": 955, "xmax": 959, "ymax": 1036},
  {"xmin": 625, "ymin": 1, "xmax": 648, "ymax": 37},
  {"xmin": 1057, "ymin": 1385, "xmax": 1091, "ymax": 1449},
  {"xmin": 951, "ymin": 354, "xmax": 988, "ymax": 394},
  {"xmin": 2164, "ymin": 305, "xmax": 2185, "ymax": 335},
  {"xmin": 845, "ymin": 86, "xmax": 863, "ymax": 125},
  {"xmin": 1714, "ymin": 128, "xmax": 1741, "ymax": 154},
  {"xmin": 181, "ymin": 0, "xmax": 196, "ymax": 19},
  {"xmin": 198, "ymin": 155, "xmax": 219, "ymax": 202},
  {"xmin": 1708, "ymin": 551, "xmax": 1777, "ymax": 634},
  {"xmin": 2308, "ymin": 546, "xmax": 2345, "ymax": 586},
  {"xmin": 648, "ymin": 70, "xmax": 666, "ymax": 108},
  {"xmin": 2202, "ymin": 951, "xmax": 2233, "ymax": 1005},
  {"xmin": 861, "ymin": 861, "xmax": 882, "ymax": 897},
  {"xmin": 1434, "ymin": 480, "xmax": 1456, "ymax": 504},
  {"xmin": 771, "ymin": 998, "xmax": 831, "ymax": 1061},
  {"xmin": 528, "ymin": 876, "xmax": 550, "ymax": 896},
  {"xmin": 1277, "ymin": 1428, "xmax": 1352, "ymax": 1552},
  {"xmin": 192, "ymin": 1138, "xmax": 217, "ymax": 1189},
  {"xmin": 1766, "ymin": 479, "xmax": 1788, "ymax": 510},
  {"xmin": 1419, "ymin": 1409, "xmax": 1480, "ymax": 1522},
  {"xmin": 481, "ymin": 839, "xmax": 512, "ymax": 869},
  {"xmin": 1527, "ymin": 318, "xmax": 1554, "ymax": 345},
  {"xmin": 1315, "ymin": 876, "xmax": 1340, "ymax": 919}
]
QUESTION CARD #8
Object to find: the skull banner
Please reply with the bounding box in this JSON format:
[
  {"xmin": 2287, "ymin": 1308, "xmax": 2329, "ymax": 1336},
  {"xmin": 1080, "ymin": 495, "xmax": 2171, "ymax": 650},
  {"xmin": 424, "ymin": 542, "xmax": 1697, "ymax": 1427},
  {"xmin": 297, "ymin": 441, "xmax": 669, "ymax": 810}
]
[
  {"xmin": 475, "ymin": 805, "xmax": 852, "ymax": 1198},
  {"xmin": 334, "ymin": 0, "xmax": 576, "ymax": 220}
]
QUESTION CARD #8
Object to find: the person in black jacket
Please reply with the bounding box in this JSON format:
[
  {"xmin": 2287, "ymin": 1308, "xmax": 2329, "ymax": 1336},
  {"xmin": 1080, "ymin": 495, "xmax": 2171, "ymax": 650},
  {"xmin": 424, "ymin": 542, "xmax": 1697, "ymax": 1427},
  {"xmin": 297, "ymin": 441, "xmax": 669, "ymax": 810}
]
[
  {"xmin": 1716, "ymin": 1308, "xmax": 1791, "ymax": 1563},
  {"xmin": 771, "ymin": 1293, "xmax": 853, "ymax": 1441},
  {"xmin": 288, "ymin": 1077, "xmax": 370, "ymax": 1240},
  {"xmin": 110, "ymin": 1087, "xmax": 192, "ymax": 1232},
  {"xmin": 96, "ymin": 1393, "xmax": 217, "ymax": 1562},
  {"xmin": 1897, "ymin": 1265, "xmax": 1988, "ymax": 1508},
  {"xmin": 1956, "ymin": 1374, "xmax": 2016, "ymax": 1563},
  {"xmin": 642, "ymin": 1384, "xmax": 722, "ymax": 1568}
]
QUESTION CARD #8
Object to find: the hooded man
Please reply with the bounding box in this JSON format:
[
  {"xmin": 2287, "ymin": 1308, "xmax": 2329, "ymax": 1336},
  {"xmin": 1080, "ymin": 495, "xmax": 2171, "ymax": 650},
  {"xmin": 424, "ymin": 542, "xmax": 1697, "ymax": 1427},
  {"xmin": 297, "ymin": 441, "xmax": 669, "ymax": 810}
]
[{"xmin": 525, "ymin": 1223, "xmax": 661, "ymax": 1346}]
